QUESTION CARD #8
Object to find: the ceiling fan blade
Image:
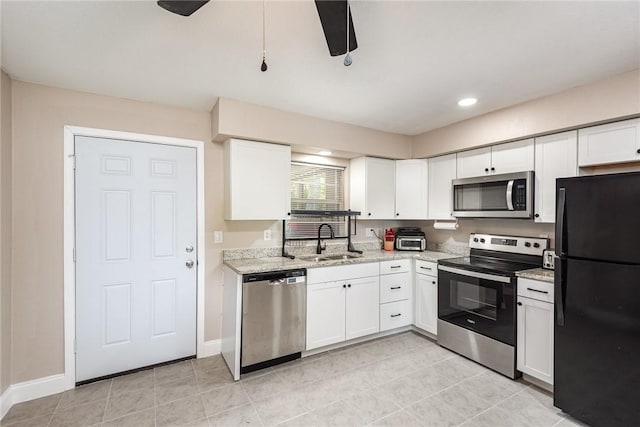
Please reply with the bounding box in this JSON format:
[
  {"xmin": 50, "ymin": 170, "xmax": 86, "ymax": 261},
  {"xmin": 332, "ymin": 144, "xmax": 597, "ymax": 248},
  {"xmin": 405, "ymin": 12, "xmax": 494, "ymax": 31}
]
[
  {"xmin": 157, "ymin": 1, "xmax": 210, "ymax": 17},
  {"xmin": 315, "ymin": 0, "xmax": 358, "ymax": 56}
]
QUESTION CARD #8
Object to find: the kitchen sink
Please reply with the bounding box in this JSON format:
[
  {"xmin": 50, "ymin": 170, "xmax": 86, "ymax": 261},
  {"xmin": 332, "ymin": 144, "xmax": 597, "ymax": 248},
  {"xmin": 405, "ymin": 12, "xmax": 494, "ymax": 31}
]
[
  {"xmin": 323, "ymin": 254, "xmax": 362, "ymax": 260},
  {"xmin": 299, "ymin": 253, "xmax": 362, "ymax": 262}
]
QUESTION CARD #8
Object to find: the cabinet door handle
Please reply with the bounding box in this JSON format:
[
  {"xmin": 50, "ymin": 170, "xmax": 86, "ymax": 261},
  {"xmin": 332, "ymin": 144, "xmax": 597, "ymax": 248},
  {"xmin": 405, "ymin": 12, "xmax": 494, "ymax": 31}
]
[
  {"xmin": 396, "ymin": 213, "xmax": 400, "ymax": 216},
  {"xmin": 420, "ymin": 266, "xmax": 432, "ymax": 270},
  {"xmin": 390, "ymin": 313, "xmax": 402, "ymax": 318},
  {"xmin": 432, "ymin": 281, "xmax": 436, "ymax": 284},
  {"xmin": 636, "ymin": 148, "xmax": 640, "ymax": 154},
  {"xmin": 342, "ymin": 284, "xmax": 346, "ymax": 288},
  {"xmin": 347, "ymin": 284, "xmax": 351, "ymax": 288},
  {"xmin": 390, "ymin": 265, "xmax": 402, "ymax": 269},
  {"xmin": 517, "ymin": 302, "xmax": 523, "ymax": 306},
  {"xmin": 390, "ymin": 286, "xmax": 401, "ymax": 290},
  {"xmin": 526, "ymin": 287, "xmax": 549, "ymax": 294},
  {"xmin": 491, "ymin": 167, "xmax": 495, "ymax": 172},
  {"xmin": 484, "ymin": 168, "xmax": 489, "ymax": 172}
]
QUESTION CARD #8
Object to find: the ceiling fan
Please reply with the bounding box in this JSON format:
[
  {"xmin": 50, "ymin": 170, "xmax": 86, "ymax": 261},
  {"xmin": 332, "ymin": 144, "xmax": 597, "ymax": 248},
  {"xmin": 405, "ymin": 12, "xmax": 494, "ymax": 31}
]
[{"xmin": 157, "ymin": 0, "xmax": 358, "ymax": 57}]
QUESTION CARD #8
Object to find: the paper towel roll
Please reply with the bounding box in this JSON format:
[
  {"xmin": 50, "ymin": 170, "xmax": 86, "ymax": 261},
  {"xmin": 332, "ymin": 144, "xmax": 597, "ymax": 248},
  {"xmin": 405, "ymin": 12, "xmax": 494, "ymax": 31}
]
[{"xmin": 433, "ymin": 221, "xmax": 459, "ymax": 230}]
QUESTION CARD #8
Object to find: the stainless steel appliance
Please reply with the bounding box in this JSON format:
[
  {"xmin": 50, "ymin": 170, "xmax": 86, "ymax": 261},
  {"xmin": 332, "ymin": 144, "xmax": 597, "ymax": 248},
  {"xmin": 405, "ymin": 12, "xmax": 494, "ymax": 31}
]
[
  {"xmin": 394, "ymin": 227, "xmax": 427, "ymax": 251},
  {"xmin": 554, "ymin": 173, "xmax": 640, "ymax": 427},
  {"xmin": 542, "ymin": 249, "xmax": 555, "ymax": 270},
  {"xmin": 452, "ymin": 171, "xmax": 534, "ymax": 218},
  {"xmin": 437, "ymin": 233, "xmax": 548, "ymax": 378},
  {"xmin": 241, "ymin": 268, "xmax": 306, "ymax": 373}
]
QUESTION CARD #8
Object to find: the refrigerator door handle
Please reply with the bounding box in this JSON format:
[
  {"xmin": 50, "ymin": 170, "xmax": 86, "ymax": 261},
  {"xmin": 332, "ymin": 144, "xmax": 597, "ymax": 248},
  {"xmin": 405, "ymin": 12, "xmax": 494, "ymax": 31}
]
[
  {"xmin": 556, "ymin": 187, "xmax": 566, "ymax": 255},
  {"xmin": 555, "ymin": 258, "xmax": 565, "ymax": 326}
]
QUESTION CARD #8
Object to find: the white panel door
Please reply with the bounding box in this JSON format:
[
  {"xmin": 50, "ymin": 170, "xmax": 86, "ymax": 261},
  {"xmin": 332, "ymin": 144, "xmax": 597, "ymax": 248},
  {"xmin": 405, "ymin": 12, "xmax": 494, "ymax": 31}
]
[
  {"xmin": 306, "ymin": 281, "xmax": 346, "ymax": 350},
  {"xmin": 395, "ymin": 159, "xmax": 428, "ymax": 219},
  {"xmin": 415, "ymin": 273, "xmax": 437, "ymax": 335},
  {"xmin": 578, "ymin": 118, "xmax": 640, "ymax": 167},
  {"xmin": 534, "ymin": 131, "xmax": 578, "ymax": 223},
  {"xmin": 365, "ymin": 158, "xmax": 395, "ymax": 219},
  {"xmin": 345, "ymin": 276, "xmax": 380, "ymax": 340},
  {"xmin": 75, "ymin": 136, "xmax": 197, "ymax": 382},
  {"xmin": 456, "ymin": 147, "xmax": 491, "ymax": 179},
  {"xmin": 490, "ymin": 139, "xmax": 534, "ymax": 175},
  {"xmin": 427, "ymin": 154, "xmax": 457, "ymax": 220},
  {"xmin": 517, "ymin": 296, "xmax": 554, "ymax": 385}
]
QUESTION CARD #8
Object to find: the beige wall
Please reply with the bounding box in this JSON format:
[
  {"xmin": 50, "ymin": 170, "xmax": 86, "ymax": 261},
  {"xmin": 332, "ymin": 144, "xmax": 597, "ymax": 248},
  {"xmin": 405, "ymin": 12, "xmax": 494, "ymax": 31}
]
[
  {"xmin": 1, "ymin": 70, "xmax": 13, "ymax": 393},
  {"xmin": 412, "ymin": 69, "xmax": 640, "ymax": 158},
  {"xmin": 213, "ymin": 97, "xmax": 413, "ymax": 160}
]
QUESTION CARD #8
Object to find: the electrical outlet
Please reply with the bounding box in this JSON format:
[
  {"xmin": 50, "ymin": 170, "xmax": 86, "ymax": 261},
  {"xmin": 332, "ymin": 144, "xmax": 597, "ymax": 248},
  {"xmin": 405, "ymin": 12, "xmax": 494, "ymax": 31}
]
[
  {"xmin": 366, "ymin": 227, "xmax": 375, "ymax": 237},
  {"xmin": 214, "ymin": 231, "xmax": 223, "ymax": 244},
  {"xmin": 264, "ymin": 229, "xmax": 271, "ymax": 241}
]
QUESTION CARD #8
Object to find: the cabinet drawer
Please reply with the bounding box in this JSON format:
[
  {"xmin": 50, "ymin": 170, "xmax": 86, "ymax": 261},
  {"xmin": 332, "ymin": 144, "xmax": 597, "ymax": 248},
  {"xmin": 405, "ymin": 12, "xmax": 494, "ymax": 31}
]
[
  {"xmin": 380, "ymin": 300, "xmax": 412, "ymax": 331},
  {"xmin": 380, "ymin": 272, "xmax": 411, "ymax": 303},
  {"xmin": 415, "ymin": 260, "xmax": 437, "ymax": 276},
  {"xmin": 307, "ymin": 262, "xmax": 379, "ymax": 284},
  {"xmin": 380, "ymin": 259, "xmax": 411, "ymax": 275},
  {"xmin": 518, "ymin": 278, "xmax": 554, "ymax": 303}
]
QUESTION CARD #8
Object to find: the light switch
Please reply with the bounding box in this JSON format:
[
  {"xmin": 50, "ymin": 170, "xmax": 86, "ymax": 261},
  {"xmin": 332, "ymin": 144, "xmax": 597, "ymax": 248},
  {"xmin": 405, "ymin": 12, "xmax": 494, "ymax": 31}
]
[{"xmin": 214, "ymin": 231, "xmax": 223, "ymax": 244}]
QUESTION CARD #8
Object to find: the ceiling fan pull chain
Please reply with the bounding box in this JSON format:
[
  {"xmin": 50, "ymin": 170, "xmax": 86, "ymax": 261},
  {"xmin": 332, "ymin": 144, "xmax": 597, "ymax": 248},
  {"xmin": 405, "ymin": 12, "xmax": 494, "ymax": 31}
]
[
  {"xmin": 344, "ymin": 0, "xmax": 352, "ymax": 66},
  {"xmin": 261, "ymin": 0, "xmax": 268, "ymax": 72}
]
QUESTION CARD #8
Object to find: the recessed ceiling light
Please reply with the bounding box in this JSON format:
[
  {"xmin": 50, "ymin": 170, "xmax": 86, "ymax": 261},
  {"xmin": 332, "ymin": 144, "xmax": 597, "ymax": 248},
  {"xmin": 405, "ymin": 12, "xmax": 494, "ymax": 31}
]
[
  {"xmin": 458, "ymin": 97, "xmax": 478, "ymax": 107},
  {"xmin": 319, "ymin": 150, "xmax": 332, "ymax": 156}
]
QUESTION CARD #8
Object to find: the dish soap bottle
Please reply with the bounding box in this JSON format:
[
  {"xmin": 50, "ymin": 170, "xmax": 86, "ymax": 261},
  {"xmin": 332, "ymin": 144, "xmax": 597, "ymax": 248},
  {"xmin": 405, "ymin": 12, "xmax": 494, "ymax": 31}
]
[{"xmin": 384, "ymin": 228, "xmax": 395, "ymax": 251}]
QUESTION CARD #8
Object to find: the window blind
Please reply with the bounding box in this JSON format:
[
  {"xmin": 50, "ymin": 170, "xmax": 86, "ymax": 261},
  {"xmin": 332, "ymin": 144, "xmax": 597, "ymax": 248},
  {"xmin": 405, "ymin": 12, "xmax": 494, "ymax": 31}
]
[{"xmin": 287, "ymin": 162, "xmax": 347, "ymax": 240}]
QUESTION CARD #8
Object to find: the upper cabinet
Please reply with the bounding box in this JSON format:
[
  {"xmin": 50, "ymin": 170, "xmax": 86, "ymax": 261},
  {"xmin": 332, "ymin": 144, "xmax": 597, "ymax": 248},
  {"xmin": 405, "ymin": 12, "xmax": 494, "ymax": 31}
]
[
  {"xmin": 350, "ymin": 157, "xmax": 396, "ymax": 219},
  {"xmin": 578, "ymin": 118, "xmax": 640, "ymax": 167},
  {"xmin": 427, "ymin": 154, "xmax": 457, "ymax": 220},
  {"xmin": 224, "ymin": 138, "xmax": 291, "ymax": 220},
  {"xmin": 534, "ymin": 131, "xmax": 578, "ymax": 223},
  {"xmin": 395, "ymin": 159, "xmax": 428, "ymax": 220},
  {"xmin": 456, "ymin": 139, "xmax": 534, "ymax": 179}
]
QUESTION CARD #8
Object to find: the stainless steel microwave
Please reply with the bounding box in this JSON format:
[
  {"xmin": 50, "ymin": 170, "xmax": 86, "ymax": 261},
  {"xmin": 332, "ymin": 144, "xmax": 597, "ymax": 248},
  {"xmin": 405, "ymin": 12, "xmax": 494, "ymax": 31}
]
[{"xmin": 452, "ymin": 171, "xmax": 534, "ymax": 219}]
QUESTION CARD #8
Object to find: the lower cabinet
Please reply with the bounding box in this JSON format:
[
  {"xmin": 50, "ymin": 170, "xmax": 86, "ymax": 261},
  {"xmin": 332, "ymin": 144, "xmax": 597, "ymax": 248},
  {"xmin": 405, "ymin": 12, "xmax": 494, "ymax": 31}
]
[
  {"xmin": 306, "ymin": 275, "xmax": 379, "ymax": 350},
  {"xmin": 415, "ymin": 261, "xmax": 438, "ymax": 335},
  {"xmin": 517, "ymin": 278, "xmax": 554, "ymax": 385}
]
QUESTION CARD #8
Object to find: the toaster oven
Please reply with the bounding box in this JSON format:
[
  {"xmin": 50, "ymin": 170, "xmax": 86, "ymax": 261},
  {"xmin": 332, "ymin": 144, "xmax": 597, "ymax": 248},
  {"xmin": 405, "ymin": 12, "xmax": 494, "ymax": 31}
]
[{"xmin": 394, "ymin": 228, "xmax": 427, "ymax": 251}]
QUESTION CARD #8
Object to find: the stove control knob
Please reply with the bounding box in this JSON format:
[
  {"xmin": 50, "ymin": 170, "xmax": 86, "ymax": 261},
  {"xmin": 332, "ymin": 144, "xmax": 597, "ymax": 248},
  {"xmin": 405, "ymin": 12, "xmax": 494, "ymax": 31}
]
[
  {"xmin": 524, "ymin": 242, "xmax": 532, "ymax": 248},
  {"xmin": 480, "ymin": 238, "xmax": 486, "ymax": 243},
  {"xmin": 533, "ymin": 242, "xmax": 540, "ymax": 248},
  {"xmin": 473, "ymin": 238, "xmax": 479, "ymax": 243}
]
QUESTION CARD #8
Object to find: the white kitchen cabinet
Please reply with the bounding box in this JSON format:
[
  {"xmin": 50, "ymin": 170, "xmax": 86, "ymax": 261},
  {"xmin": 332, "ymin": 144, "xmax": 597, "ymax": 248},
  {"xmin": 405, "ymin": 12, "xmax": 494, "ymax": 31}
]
[
  {"xmin": 578, "ymin": 118, "xmax": 640, "ymax": 167},
  {"xmin": 379, "ymin": 259, "xmax": 412, "ymax": 332},
  {"xmin": 395, "ymin": 159, "xmax": 428, "ymax": 219},
  {"xmin": 415, "ymin": 260, "xmax": 438, "ymax": 335},
  {"xmin": 306, "ymin": 281, "xmax": 347, "ymax": 350},
  {"xmin": 534, "ymin": 131, "xmax": 578, "ymax": 223},
  {"xmin": 517, "ymin": 278, "xmax": 554, "ymax": 385},
  {"xmin": 350, "ymin": 157, "xmax": 396, "ymax": 219},
  {"xmin": 427, "ymin": 154, "xmax": 457, "ymax": 220},
  {"xmin": 456, "ymin": 139, "xmax": 534, "ymax": 179},
  {"xmin": 306, "ymin": 263, "xmax": 380, "ymax": 351},
  {"xmin": 224, "ymin": 138, "xmax": 291, "ymax": 220},
  {"xmin": 345, "ymin": 276, "xmax": 381, "ymax": 340}
]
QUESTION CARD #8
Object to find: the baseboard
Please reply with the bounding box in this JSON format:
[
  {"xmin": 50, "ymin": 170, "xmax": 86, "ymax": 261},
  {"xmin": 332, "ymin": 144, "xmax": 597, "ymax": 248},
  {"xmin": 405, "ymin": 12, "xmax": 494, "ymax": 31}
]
[
  {"xmin": 1, "ymin": 387, "xmax": 12, "ymax": 421},
  {"xmin": 0, "ymin": 373, "xmax": 66, "ymax": 421},
  {"xmin": 199, "ymin": 339, "xmax": 221, "ymax": 358}
]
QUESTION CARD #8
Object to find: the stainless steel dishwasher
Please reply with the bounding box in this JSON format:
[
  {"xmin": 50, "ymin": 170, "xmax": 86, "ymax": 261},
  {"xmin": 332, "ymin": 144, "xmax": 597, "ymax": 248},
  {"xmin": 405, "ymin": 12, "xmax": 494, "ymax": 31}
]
[{"xmin": 241, "ymin": 268, "xmax": 306, "ymax": 373}]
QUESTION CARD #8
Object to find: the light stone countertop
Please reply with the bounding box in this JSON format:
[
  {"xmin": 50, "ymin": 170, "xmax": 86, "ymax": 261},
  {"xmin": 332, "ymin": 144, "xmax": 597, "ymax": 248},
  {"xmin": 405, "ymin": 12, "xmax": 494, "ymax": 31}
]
[
  {"xmin": 516, "ymin": 268, "xmax": 554, "ymax": 283},
  {"xmin": 223, "ymin": 250, "xmax": 460, "ymax": 275}
]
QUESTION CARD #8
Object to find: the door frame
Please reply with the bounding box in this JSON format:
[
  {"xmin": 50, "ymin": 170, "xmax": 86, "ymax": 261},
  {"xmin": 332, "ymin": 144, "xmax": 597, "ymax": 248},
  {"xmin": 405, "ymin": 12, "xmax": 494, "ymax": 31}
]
[{"xmin": 63, "ymin": 125, "xmax": 206, "ymax": 390}]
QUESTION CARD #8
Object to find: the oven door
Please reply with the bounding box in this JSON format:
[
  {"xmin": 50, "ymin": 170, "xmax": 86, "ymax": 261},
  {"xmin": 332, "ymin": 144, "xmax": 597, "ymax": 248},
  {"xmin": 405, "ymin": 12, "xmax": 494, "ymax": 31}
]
[{"xmin": 438, "ymin": 265, "xmax": 515, "ymax": 345}]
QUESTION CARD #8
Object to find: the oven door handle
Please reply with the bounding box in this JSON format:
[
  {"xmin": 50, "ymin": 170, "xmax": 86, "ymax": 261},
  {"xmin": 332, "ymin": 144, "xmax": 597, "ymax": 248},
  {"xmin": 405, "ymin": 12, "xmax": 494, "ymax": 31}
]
[
  {"xmin": 506, "ymin": 180, "xmax": 514, "ymax": 211},
  {"xmin": 438, "ymin": 265, "xmax": 512, "ymax": 284}
]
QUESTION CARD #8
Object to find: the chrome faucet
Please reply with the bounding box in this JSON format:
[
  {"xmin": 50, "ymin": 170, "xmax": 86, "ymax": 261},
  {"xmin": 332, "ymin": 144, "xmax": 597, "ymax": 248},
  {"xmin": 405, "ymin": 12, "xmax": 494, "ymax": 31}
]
[{"xmin": 316, "ymin": 223, "xmax": 335, "ymax": 254}]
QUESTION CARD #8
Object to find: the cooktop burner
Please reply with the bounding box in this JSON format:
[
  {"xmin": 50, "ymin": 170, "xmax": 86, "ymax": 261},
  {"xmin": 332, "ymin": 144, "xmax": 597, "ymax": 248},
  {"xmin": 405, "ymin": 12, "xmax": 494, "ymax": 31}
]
[
  {"xmin": 437, "ymin": 233, "xmax": 549, "ymax": 277},
  {"xmin": 438, "ymin": 256, "xmax": 538, "ymax": 277}
]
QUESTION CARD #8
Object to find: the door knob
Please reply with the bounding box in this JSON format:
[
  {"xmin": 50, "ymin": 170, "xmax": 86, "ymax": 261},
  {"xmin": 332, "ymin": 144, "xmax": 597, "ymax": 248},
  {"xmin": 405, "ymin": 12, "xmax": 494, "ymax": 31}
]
[
  {"xmin": 186, "ymin": 245, "xmax": 194, "ymax": 253},
  {"xmin": 186, "ymin": 260, "xmax": 194, "ymax": 268}
]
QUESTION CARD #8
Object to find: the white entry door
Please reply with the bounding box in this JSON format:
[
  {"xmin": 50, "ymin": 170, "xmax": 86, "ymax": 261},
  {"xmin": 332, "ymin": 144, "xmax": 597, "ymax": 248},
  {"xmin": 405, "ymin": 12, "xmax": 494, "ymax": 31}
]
[{"xmin": 75, "ymin": 136, "xmax": 197, "ymax": 382}]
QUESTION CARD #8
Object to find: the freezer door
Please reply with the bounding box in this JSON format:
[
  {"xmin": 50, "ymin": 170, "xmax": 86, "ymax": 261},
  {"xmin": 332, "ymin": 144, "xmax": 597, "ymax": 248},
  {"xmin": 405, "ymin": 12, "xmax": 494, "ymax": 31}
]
[
  {"xmin": 554, "ymin": 258, "xmax": 640, "ymax": 427},
  {"xmin": 556, "ymin": 172, "xmax": 640, "ymax": 264}
]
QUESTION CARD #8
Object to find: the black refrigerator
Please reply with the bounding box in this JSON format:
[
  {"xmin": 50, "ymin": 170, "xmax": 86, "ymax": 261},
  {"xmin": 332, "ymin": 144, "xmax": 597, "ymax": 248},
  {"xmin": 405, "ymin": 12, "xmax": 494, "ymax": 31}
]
[{"xmin": 554, "ymin": 172, "xmax": 640, "ymax": 427}]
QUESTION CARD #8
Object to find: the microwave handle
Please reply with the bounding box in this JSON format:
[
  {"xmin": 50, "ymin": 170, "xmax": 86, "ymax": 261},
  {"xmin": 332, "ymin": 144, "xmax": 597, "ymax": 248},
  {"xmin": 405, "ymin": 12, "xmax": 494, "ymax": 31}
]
[{"xmin": 506, "ymin": 180, "xmax": 514, "ymax": 211}]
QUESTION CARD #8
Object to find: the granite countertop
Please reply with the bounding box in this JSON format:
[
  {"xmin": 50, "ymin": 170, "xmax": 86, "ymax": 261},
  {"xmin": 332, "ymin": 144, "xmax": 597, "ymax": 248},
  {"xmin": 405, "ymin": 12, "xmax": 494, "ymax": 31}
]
[
  {"xmin": 224, "ymin": 250, "xmax": 460, "ymax": 275},
  {"xmin": 516, "ymin": 268, "xmax": 554, "ymax": 283}
]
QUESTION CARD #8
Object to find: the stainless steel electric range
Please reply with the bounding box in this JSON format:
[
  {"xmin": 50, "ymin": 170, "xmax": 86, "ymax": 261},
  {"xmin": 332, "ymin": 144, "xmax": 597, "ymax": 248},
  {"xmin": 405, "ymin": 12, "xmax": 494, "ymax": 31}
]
[{"xmin": 437, "ymin": 233, "xmax": 549, "ymax": 378}]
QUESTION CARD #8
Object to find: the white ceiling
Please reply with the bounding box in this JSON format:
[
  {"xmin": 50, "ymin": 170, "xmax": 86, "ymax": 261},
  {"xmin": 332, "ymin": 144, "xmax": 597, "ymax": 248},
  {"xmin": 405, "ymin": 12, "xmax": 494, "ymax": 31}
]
[{"xmin": 2, "ymin": 1, "xmax": 639, "ymax": 135}]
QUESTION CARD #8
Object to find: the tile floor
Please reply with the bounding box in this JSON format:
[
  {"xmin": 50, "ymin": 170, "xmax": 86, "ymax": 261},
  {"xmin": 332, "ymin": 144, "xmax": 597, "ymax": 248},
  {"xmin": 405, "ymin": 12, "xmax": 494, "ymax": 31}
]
[{"xmin": 0, "ymin": 332, "xmax": 586, "ymax": 427}]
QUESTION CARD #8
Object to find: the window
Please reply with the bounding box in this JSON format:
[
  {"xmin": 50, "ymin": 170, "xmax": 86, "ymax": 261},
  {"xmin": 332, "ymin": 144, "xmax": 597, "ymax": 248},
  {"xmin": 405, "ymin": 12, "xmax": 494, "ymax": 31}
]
[{"xmin": 287, "ymin": 162, "xmax": 347, "ymax": 239}]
